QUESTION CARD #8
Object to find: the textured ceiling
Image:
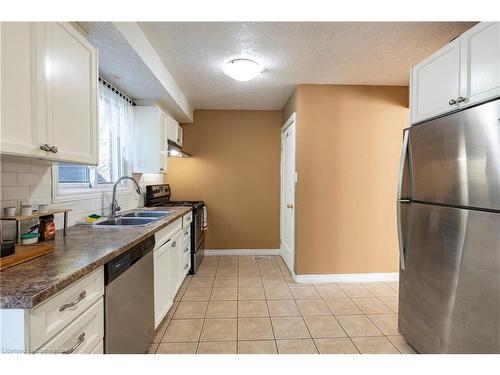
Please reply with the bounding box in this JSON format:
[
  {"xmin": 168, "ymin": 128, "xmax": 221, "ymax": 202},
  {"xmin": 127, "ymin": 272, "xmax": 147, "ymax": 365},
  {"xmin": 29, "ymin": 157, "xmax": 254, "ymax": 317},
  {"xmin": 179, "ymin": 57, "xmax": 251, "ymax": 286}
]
[{"xmin": 139, "ymin": 22, "xmax": 475, "ymax": 110}]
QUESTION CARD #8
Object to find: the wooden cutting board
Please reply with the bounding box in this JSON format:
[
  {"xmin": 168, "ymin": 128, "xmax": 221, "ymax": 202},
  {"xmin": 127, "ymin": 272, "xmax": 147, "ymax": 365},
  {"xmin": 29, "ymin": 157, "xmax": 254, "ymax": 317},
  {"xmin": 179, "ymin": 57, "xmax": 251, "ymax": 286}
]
[{"xmin": 0, "ymin": 243, "xmax": 55, "ymax": 271}]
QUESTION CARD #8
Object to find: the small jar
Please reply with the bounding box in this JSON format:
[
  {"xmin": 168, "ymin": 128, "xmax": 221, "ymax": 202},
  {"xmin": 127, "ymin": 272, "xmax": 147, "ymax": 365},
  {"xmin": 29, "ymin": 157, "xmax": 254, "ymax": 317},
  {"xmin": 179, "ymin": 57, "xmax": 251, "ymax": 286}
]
[{"xmin": 20, "ymin": 205, "xmax": 33, "ymax": 216}]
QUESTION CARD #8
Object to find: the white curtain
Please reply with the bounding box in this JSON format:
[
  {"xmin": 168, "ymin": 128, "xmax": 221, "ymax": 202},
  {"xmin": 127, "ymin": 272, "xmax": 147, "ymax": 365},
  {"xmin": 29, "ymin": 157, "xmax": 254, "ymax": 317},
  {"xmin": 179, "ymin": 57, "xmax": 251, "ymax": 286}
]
[{"xmin": 97, "ymin": 80, "xmax": 135, "ymax": 183}]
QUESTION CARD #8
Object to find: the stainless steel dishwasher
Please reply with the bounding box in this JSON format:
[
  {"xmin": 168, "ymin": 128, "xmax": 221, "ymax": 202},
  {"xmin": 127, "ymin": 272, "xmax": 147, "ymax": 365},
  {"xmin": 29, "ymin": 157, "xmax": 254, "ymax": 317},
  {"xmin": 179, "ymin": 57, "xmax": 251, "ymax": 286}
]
[{"xmin": 104, "ymin": 236, "xmax": 155, "ymax": 354}]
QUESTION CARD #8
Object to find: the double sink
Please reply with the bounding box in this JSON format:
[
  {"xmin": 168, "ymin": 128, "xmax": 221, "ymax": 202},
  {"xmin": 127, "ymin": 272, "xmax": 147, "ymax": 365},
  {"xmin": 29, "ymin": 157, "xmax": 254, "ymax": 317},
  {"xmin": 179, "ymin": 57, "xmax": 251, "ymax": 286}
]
[{"xmin": 95, "ymin": 210, "xmax": 171, "ymax": 227}]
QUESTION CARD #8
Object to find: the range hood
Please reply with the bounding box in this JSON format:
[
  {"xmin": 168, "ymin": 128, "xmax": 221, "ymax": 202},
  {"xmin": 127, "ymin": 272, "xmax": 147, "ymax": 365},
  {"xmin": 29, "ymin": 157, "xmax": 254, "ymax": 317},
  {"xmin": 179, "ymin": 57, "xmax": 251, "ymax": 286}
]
[{"xmin": 167, "ymin": 139, "xmax": 191, "ymax": 158}]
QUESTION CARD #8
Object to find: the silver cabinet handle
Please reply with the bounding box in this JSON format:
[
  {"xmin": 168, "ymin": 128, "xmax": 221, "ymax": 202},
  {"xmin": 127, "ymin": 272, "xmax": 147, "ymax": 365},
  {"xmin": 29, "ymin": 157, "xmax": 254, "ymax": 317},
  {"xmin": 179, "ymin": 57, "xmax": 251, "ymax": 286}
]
[
  {"xmin": 397, "ymin": 199, "xmax": 411, "ymax": 203},
  {"xmin": 63, "ymin": 332, "xmax": 85, "ymax": 354},
  {"xmin": 456, "ymin": 96, "xmax": 467, "ymax": 103},
  {"xmin": 184, "ymin": 264, "xmax": 189, "ymax": 270},
  {"xmin": 287, "ymin": 203, "xmax": 294, "ymax": 209},
  {"xmin": 449, "ymin": 99, "xmax": 457, "ymax": 105},
  {"xmin": 59, "ymin": 291, "xmax": 86, "ymax": 312},
  {"xmin": 50, "ymin": 145, "xmax": 58, "ymax": 153},
  {"xmin": 172, "ymin": 241, "xmax": 177, "ymax": 247},
  {"xmin": 40, "ymin": 144, "xmax": 51, "ymax": 151}
]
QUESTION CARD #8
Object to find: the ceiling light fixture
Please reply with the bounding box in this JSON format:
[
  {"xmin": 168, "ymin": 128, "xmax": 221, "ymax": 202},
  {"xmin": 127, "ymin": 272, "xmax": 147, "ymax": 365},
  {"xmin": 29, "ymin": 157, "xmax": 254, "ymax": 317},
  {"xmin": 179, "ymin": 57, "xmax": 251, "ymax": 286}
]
[{"xmin": 223, "ymin": 59, "xmax": 262, "ymax": 81}]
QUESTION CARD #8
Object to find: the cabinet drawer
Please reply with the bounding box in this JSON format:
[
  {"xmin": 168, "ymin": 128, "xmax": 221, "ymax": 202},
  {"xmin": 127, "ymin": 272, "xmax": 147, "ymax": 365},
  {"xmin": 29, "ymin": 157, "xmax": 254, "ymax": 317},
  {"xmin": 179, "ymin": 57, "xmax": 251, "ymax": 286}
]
[
  {"xmin": 30, "ymin": 267, "xmax": 104, "ymax": 350},
  {"xmin": 183, "ymin": 212, "xmax": 193, "ymax": 228},
  {"xmin": 37, "ymin": 297, "xmax": 103, "ymax": 354},
  {"xmin": 155, "ymin": 218, "xmax": 182, "ymax": 248}
]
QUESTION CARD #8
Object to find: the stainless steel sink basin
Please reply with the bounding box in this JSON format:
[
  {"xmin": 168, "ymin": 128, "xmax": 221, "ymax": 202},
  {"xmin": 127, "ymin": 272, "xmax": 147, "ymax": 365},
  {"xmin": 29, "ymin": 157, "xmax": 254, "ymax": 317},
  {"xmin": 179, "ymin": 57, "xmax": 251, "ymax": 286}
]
[
  {"xmin": 95, "ymin": 217, "xmax": 158, "ymax": 227},
  {"xmin": 121, "ymin": 210, "xmax": 171, "ymax": 218}
]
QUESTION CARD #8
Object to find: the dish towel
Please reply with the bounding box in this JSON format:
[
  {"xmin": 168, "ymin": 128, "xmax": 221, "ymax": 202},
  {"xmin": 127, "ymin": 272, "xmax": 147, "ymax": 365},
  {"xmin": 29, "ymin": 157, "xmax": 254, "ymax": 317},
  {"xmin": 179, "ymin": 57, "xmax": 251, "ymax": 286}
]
[{"xmin": 202, "ymin": 205, "xmax": 208, "ymax": 231}]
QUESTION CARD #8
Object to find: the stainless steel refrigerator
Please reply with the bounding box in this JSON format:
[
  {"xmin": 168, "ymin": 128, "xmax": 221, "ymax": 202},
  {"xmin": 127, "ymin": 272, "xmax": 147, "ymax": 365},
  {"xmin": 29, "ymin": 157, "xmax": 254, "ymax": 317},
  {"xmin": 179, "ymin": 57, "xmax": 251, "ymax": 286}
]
[{"xmin": 397, "ymin": 98, "xmax": 500, "ymax": 354}]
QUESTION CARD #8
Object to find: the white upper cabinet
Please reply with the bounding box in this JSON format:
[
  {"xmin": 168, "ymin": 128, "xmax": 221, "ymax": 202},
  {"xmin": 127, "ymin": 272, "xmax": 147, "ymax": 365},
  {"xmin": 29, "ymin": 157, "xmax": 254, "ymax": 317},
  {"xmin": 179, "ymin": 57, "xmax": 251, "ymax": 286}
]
[
  {"xmin": 411, "ymin": 38, "xmax": 461, "ymax": 124},
  {"xmin": 0, "ymin": 22, "xmax": 98, "ymax": 164},
  {"xmin": 1, "ymin": 23, "xmax": 48, "ymax": 158},
  {"xmin": 133, "ymin": 106, "xmax": 168, "ymax": 174},
  {"xmin": 42, "ymin": 23, "xmax": 99, "ymax": 165},
  {"xmin": 166, "ymin": 115, "xmax": 182, "ymax": 146},
  {"xmin": 460, "ymin": 22, "xmax": 500, "ymax": 108},
  {"xmin": 411, "ymin": 22, "xmax": 500, "ymax": 124}
]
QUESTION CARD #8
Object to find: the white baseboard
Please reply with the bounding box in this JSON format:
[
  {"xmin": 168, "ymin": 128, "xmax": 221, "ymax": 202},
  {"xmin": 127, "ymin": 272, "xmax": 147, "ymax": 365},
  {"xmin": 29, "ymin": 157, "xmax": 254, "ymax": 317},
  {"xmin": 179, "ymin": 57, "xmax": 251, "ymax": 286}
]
[
  {"xmin": 294, "ymin": 272, "xmax": 399, "ymax": 284},
  {"xmin": 204, "ymin": 249, "xmax": 280, "ymax": 256}
]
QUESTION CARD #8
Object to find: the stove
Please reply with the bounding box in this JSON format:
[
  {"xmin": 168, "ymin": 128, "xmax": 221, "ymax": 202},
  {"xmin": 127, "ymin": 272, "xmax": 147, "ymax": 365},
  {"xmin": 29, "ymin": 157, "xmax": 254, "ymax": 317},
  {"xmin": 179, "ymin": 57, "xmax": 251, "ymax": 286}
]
[{"xmin": 145, "ymin": 184, "xmax": 205, "ymax": 274}]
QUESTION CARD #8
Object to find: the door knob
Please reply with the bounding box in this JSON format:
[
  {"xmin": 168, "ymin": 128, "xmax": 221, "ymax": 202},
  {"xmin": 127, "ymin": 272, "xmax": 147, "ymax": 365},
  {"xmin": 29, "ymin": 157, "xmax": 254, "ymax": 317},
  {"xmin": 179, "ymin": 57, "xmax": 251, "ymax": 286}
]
[
  {"xmin": 456, "ymin": 96, "xmax": 467, "ymax": 103},
  {"xmin": 287, "ymin": 203, "xmax": 294, "ymax": 209},
  {"xmin": 449, "ymin": 99, "xmax": 457, "ymax": 105}
]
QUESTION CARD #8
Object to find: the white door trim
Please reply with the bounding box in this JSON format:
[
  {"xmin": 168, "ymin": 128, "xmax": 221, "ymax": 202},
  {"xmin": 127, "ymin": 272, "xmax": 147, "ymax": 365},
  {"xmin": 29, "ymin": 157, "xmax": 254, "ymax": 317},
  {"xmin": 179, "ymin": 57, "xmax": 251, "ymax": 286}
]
[{"xmin": 280, "ymin": 112, "xmax": 297, "ymax": 275}]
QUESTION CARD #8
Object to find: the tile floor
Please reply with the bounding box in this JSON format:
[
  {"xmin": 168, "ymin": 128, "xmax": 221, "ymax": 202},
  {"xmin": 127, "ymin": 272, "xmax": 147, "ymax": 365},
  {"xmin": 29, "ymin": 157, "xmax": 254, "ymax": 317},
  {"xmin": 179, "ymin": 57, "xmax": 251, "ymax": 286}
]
[{"xmin": 148, "ymin": 255, "xmax": 416, "ymax": 354}]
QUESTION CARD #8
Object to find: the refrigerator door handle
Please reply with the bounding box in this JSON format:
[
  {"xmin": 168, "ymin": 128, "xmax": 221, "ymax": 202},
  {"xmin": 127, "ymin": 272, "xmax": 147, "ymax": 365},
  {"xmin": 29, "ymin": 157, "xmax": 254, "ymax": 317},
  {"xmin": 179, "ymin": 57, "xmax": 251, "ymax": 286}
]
[
  {"xmin": 397, "ymin": 130, "xmax": 411, "ymax": 270},
  {"xmin": 397, "ymin": 200, "xmax": 412, "ymax": 270}
]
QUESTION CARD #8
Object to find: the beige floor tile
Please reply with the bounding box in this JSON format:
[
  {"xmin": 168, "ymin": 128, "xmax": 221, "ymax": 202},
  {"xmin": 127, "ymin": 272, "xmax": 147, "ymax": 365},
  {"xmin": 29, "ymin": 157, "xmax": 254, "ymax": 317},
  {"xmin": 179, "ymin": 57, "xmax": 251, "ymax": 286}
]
[
  {"xmin": 264, "ymin": 287, "xmax": 293, "ymax": 300},
  {"xmin": 336, "ymin": 315, "xmax": 383, "ymax": 337},
  {"xmin": 189, "ymin": 276, "xmax": 215, "ymax": 288},
  {"xmin": 259, "ymin": 265, "xmax": 282, "ymax": 276},
  {"xmin": 166, "ymin": 302, "xmax": 179, "ymax": 318},
  {"xmin": 303, "ymin": 316, "xmax": 347, "ymax": 338},
  {"xmin": 267, "ymin": 300, "xmax": 301, "ymax": 317},
  {"xmin": 156, "ymin": 342, "xmax": 198, "ymax": 354},
  {"xmin": 362, "ymin": 283, "xmax": 398, "ymax": 297},
  {"xmin": 196, "ymin": 266, "xmax": 217, "ymax": 276},
  {"xmin": 238, "ymin": 300, "xmax": 269, "ymax": 317},
  {"xmin": 173, "ymin": 301, "xmax": 208, "ymax": 319},
  {"xmin": 315, "ymin": 285, "xmax": 347, "ymax": 299},
  {"xmin": 200, "ymin": 318, "xmax": 237, "ymax": 341},
  {"xmin": 148, "ymin": 343, "xmax": 159, "ymax": 354},
  {"xmin": 174, "ymin": 287, "xmax": 187, "ymax": 302},
  {"xmin": 210, "ymin": 287, "xmax": 238, "ymax": 301},
  {"xmin": 379, "ymin": 296, "xmax": 399, "ymax": 313},
  {"xmin": 197, "ymin": 341, "xmax": 237, "ymax": 354},
  {"xmin": 285, "ymin": 275, "xmax": 298, "ymax": 285},
  {"xmin": 238, "ymin": 276, "xmax": 263, "ymax": 288},
  {"xmin": 289, "ymin": 286, "xmax": 321, "ymax": 299},
  {"xmin": 276, "ymin": 339, "xmax": 318, "ymax": 354},
  {"xmin": 213, "ymin": 277, "xmax": 238, "ymax": 288},
  {"xmin": 272, "ymin": 317, "xmax": 311, "ymax": 339},
  {"xmin": 338, "ymin": 284, "xmax": 374, "ymax": 298},
  {"xmin": 239, "ymin": 265, "xmax": 261, "ymax": 276},
  {"xmin": 182, "ymin": 287, "xmax": 212, "ymax": 302},
  {"xmin": 324, "ymin": 298, "xmax": 362, "ymax": 315},
  {"xmin": 206, "ymin": 301, "xmax": 237, "ymax": 318},
  {"xmin": 295, "ymin": 299, "xmax": 331, "ymax": 316},
  {"xmin": 238, "ymin": 287, "xmax": 265, "ymax": 300},
  {"xmin": 238, "ymin": 340, "xmax": 278, "ymax": 354},
  {"xmin": 238, "ymin": 317, "xmax": 274, "ymax": 340},
  {"xmin": 352, "ymin": 336, "xmax": 400, "ymax": 354},
  {"xmin": 202, "ymin": 256, "xmax": 220, "ymax": 265},
  {"xmin": 367, "ymin": 313, "xmax": 399, "ymax": 336},
  {"xmin": 261, "ymin": 276, "xmax": 287, "ymax": 288},
  {"xmin": 152, "ymin": 318, "xmax": 170, "ymax": 342},
  {"xmin": 387, "ymin": 335, "xmax": 416, "ymax": 354},
  {"xmin": 180, "ymin": 276, "xmax": 192, "ymax": 288},
  {"xmin": 162, "ymin": 319, "xmax": 204, "ymax": 342},
  {"xmin": 385, "ymin": 281, "xmax": 399, "ymax": 292},
  {"xmin": 351, "ymin": 297, "xmax": 393, "ymax": 314},
  {"xmin": 314, "ymin": 338, "xmax": 359, "ymax": 354}
]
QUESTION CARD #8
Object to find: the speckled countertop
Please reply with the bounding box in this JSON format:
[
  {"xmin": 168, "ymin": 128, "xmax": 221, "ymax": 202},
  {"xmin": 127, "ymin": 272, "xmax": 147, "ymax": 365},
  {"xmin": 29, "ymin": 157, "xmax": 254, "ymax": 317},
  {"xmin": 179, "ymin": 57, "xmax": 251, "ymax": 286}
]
[{"xmin": 0, "ymin": 206, "xmax": 192, "ymax": 309}]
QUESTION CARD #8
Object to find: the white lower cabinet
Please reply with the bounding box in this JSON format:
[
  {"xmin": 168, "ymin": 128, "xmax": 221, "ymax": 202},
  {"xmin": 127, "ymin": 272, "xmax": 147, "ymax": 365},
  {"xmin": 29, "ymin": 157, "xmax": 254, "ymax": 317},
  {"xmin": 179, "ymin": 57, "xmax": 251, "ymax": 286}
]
[{"xmin": 153, "ymin": 218, "xmax": 187, "ymax": 328}]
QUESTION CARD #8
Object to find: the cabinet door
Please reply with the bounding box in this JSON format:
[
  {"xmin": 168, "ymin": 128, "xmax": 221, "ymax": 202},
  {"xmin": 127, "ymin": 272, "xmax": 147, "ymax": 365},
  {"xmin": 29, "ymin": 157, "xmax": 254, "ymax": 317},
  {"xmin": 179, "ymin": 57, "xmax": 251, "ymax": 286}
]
[
  {"xmin": 154, "ymin": 244, "xmax": 173, "ymax": 328},
  {"xmin": 0, "ymin": 22, "xmax": 48, "ymax": 158},
  {"xmin": 177, "ymin": 125, "xmax": 183, "ymax": 146},
  {"xmin": 411, "ymin": 38, "xmax": 461, "ymax": 124},
  {"xmin": 460, "ymin": 22, "xmax": 500, "ymax": 108},
  {"xmin": 42, "ymin": 23, "xmax": 98, "ymax": 165}
]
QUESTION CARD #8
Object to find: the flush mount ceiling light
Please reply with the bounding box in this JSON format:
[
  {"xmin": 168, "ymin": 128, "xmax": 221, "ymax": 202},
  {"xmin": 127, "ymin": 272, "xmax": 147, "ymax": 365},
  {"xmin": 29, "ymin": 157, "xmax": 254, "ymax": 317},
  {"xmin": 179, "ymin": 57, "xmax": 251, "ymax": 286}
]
[{"xmin": 223, "ymin": 59, "xmax": 262, "ymax": 81}]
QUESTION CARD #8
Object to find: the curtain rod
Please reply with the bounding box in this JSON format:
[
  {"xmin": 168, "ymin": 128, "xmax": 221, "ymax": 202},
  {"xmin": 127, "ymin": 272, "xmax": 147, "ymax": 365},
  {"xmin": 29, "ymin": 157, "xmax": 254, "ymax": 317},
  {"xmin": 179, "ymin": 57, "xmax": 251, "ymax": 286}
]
[{"xmin": 98, "ymin": 77, "xmax": 136, "ymax": 106}]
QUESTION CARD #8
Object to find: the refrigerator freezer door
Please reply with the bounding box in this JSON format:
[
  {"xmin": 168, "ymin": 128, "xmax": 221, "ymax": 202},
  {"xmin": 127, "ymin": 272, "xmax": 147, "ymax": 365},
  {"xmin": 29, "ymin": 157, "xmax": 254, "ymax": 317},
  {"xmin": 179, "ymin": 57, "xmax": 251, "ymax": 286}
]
[
  {"xmin": 400, "ymin": 203, "xmax": 500, "ymax": 353},
  {"xmin": 408, "ymin": 99, "xmax": 500, "ymax": 210}
]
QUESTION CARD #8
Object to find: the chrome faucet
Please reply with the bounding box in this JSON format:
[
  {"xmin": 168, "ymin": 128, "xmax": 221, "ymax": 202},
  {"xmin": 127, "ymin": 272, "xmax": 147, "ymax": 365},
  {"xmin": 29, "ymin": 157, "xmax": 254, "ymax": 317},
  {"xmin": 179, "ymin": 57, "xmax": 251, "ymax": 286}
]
[{"xmin": 109, "ymin": 176, "xmax": 142, "ymax": 218}]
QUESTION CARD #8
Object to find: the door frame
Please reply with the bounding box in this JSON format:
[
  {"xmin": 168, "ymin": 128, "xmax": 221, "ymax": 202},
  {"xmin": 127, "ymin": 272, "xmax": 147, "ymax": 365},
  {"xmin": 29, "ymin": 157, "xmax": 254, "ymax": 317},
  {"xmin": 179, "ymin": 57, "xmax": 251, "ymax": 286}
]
[{"xmin": 280, "ymin": 113, "xmax": 296, "ymax": 275}]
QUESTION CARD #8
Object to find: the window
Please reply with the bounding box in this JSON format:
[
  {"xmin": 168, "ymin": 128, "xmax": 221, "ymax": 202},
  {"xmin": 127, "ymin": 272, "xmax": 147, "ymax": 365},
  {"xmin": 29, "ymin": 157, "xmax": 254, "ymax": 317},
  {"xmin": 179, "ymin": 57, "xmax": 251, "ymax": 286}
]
[{"xmin": 53, "ymin": 79, "xmax": 135, "ymax": 200}]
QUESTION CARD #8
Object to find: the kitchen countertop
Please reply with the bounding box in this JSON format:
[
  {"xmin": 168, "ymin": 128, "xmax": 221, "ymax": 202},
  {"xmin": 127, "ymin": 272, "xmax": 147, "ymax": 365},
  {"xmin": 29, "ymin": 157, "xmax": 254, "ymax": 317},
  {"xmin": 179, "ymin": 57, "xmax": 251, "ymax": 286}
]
[{"xmin": 0, "ymin": 206, "xmax": 192, "ymax": 309}]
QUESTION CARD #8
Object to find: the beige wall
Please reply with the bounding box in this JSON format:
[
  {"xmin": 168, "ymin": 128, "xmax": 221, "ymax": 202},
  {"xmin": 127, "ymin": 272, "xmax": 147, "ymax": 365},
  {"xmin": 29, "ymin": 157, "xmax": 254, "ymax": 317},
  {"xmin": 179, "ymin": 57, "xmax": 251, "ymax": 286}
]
[
  {"xmin": 283, "ymin": 84, "xmax": 409, "ymax": 275},
  {"xmin": 165, "ymin": 110, "xmax": 282, "ymax": 250}
]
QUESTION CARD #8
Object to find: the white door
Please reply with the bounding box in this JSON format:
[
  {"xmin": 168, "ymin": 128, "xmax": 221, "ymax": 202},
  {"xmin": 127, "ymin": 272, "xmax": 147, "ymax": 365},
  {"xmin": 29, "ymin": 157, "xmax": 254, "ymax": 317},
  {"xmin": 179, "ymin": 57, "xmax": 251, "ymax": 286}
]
[
  {"xmin": 43, "ymin": 22, "xmax": 98, "ymax": 165},
  {"xmin": 411, "ymin": 38, "xmax": 461, "ymax": 124},
  {"xmin": 280, "ymin": 114, "xmax": 296, "ymax": 274},
  {"xmin": 460, "ymin": 22, "xmax": 500, "ymax": 108},
  {"xmin": 0, "ymin": 22, "xmax": 49, "ymax": 158}
]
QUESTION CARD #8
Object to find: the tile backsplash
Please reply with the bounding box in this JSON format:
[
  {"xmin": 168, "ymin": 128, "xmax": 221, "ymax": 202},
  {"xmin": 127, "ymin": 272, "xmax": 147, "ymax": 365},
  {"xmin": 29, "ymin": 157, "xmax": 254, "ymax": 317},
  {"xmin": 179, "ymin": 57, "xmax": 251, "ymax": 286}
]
[{"xmin": 0, "ymin": 156, "xmax": 164, "ymax": 240}]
